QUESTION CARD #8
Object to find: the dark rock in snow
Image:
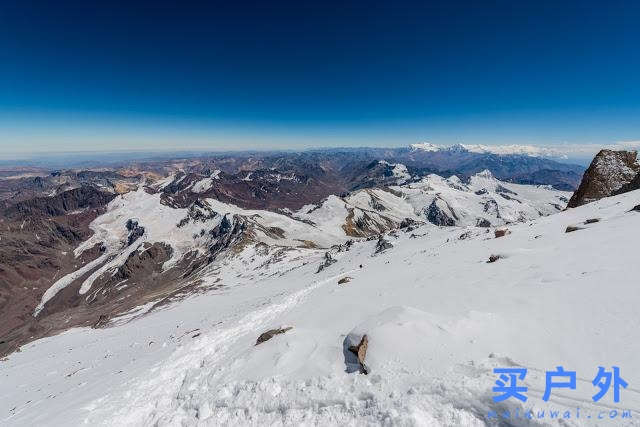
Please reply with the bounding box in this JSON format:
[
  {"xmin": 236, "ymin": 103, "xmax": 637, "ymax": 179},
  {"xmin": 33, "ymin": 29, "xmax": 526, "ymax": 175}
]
[
  {"xmin": 92, "ymin": 315, "xmax": 109, "ymax": 329},
  {"xmin": 495, "ymin": 185, "xmax": 518, "ymax": 196},
  {"xmin": 584, "ymin": 218, "xmax": 600, "ymax": 224},
  {"xmin": 399, "ymin": 217, "xmax": 419, "ymax": 229},
  {"xmin": 482, "ymin": 199, "xmax": 500, "ymax": 217},
  {"xmin": 338, "ymin": 277, "xmax": 352, "ymax": 285},
  {"xmin": 487, "ymin": 255, "xmax": 502, "ymax": 263},
  {"xmin": 631, "ymin": 204, "xmax": 640, "ymax": 212},
  {"xmin": 476, "ymin": 218, "xmax": 491, "ymax": 228},
  {"xmin": 374, "ymin": 236, "xmax": 393, "ymax": 254},
  {"xmin": 494, "ymin": 228, "xmax": 510, "ymax": 238},
  {"xmin": 425, "ymin": 197, "xmax": 458, "ymax": 226},
  {"xmin": 458, "ymin": 231, "xmax": 472, "ymax": 240},
  {"xmin": 126, "ymin": 220, "xmax": 145, "ymax": 246},
  {"xmin": 565, "ymin": 225, "xmax": 584, "ymax": 233},
  {"xmin": 316, "ymin": 251, "xmax": 337, "ymax": 273},
  {"xmin": 255, "ymin": 327, "xmax": 293, "ymax": 345}
]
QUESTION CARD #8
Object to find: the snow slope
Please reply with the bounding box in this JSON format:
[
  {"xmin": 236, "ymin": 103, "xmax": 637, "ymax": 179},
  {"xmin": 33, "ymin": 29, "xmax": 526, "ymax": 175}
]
[
  {"xmin": 3, "ymin": 190, "xmax": 640, "ymax": 426},
  {"xmin": 33, "ymin": 171, "xmax": 567, "ymax": 319}
]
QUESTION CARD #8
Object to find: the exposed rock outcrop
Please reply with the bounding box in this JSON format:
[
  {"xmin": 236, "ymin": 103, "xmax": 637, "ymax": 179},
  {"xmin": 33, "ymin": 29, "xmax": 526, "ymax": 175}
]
[
  {"xmin": 4, "ymin": 186, "xmax": 116, "ymax": 219},
  {"xmin": 374, "ymin": 236, "xmax": 393, "ymax": 254},
  {"xmin": 476, "ymin": 218, "xmax": 491, "ymax": 228},
  {"xmin": 567, "ymin": 150, "xmax": 640, "ymax": 208},
  {"xmin": 614, "ymin": 171, "xmax": 640, "ymax": 196},
  {"xmin": 316, "ymin": 251, "xmax": 337, "ymax": 273},
  {"xmin": 424, "ymin": 196, "xmax": 458, "ymax": 226},
  {"xmin": 255, "ymin": 327, "xmax": 293, "ymax": 345},
  {"xmin": 125, "ymin": 219, "xmax": 145, "ymax": 246}
]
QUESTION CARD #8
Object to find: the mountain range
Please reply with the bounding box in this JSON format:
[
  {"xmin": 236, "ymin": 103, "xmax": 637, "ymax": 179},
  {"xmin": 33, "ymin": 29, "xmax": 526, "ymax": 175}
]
[{"xmin": 1, "ymin": 147, "xmax": 639, "ymax": 426}]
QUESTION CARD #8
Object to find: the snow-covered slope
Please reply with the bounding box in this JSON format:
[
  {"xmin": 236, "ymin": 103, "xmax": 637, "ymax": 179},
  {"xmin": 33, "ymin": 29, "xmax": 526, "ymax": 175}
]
[
  {"xmin": 3, "ymin": 189, "xmax": 639, "ymax": 426},
  {"xmin": 393, "ymin": 170, "xmax": 569, "ymax": 227},
  {"xmin": 31, "ymin": 172, "xmax": 569, "ymax": 324}
]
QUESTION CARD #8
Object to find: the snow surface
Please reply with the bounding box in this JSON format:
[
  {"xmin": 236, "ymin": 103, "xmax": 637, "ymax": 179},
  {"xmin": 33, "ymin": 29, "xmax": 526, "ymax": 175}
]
[
  {"xmin": 191, "ymin": 170, "xmax": 221, "ymax": 193},
  {"xmin": 4, "ymin": 189, "xmax": 640, "ymax": 426}
]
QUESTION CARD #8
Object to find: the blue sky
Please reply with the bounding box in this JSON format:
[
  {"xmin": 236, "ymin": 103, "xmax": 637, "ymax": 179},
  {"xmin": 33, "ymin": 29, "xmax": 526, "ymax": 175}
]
[{"xmin": 1, "ymin": 1, "xmax": 639, "ymax": 156}]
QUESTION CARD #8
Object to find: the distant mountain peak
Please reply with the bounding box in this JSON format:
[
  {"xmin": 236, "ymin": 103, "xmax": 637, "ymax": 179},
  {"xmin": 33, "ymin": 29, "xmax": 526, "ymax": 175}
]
[
  {"xmin": 474, "ymin": 169, "xmax": 495, "ymax": 179},
  {"xmin": 409, "ymin": 142, "xmax": 569, "ymax": 159}
]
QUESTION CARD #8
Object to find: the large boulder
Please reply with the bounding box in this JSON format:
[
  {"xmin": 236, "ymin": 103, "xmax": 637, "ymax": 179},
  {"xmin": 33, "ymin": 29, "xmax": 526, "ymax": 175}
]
[{"xmin": 567, "ymin": 150, "xmax": 640, "ymax": 208}]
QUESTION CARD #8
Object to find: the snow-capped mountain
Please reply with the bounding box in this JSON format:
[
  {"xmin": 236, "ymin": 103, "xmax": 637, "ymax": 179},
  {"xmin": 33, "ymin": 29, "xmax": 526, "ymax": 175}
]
[
  {"xmin": 0, "ymin": 163, "xmax": 568, "ymax": 357},
  {"xmin": 27, "ymin": 169, "xmax": 569, "ymax": 324},
  {"xmin": 411, "ymin": 142, "xmax": 570, "ymax": 159}
]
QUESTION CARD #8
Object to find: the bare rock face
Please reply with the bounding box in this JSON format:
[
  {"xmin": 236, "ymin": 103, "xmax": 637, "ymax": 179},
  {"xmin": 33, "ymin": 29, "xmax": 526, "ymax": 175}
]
[
  {"xmin": 567, "ymin": 150, "xmax": 640, "ymax": 208},
  {"xmin": 424, "ymin": 196, "xmax": 458, "ymax": 226},
  {"xmin": 614, "ymin": 172, "xmax": 640, "ymax": 196},
  {"xmin": 4, "ymin": 186, "xmax": 116, "ymax": 219},
  {"xmin": 255, "ymin": 327, "xmax": 293, "ymax": 345},
  {"xmin": 125, "ymin": 219, "xmax": 145, "ymax": 246}
]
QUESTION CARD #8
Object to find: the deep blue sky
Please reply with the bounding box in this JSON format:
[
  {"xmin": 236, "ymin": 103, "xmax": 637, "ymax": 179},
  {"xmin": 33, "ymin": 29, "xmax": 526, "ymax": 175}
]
[{"xmin": 1, "ymin": 0, "xmax": 639, "ymax": 155}]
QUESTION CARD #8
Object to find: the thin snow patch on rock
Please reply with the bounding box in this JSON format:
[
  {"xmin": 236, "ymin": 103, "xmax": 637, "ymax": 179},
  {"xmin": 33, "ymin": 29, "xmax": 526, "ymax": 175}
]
[{"xmin": 191, "ymin": 171, "xmax": 220, "ymax": 193}]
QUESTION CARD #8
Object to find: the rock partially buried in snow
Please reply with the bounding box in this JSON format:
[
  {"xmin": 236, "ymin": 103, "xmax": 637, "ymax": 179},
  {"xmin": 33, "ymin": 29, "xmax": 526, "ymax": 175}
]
[
  {"xmin": 348, "ymin": 335, "xmax": 369, "ymax": 375},
  {"xmin": 631, "ymin": 204, "xmax": 640, "ymax": 212},
  {"xmin": 255, "ymin": 327, "xmax": 293, "ymax": 345},
  {"xmin": 345, "ymin": 306, "xmax": 504, "ymax": 377},
  {"xmin": 565, "ymin": 225, "xmax": 584, "ymax": 233},
  {"xmin": 487, "ymin": 254, "xmax": 502, "ymax": 263},
  {"xmin": 584, "ymin": 218, "xmax": 600, "ymax": 224},
  {"xmin": 476, "ymin": 218, "xmax": 491, "ymax": 228},
  {"xmin": 494, "ymin": 228, "xmax": 510, "ymax": 238},
  {"xmin": 316, "ymin": 251, "xmax": 336, "ymax": 273},
  {"xmin": 338, "ymin": 277, "xmax": 352, "ymax": 285}
]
